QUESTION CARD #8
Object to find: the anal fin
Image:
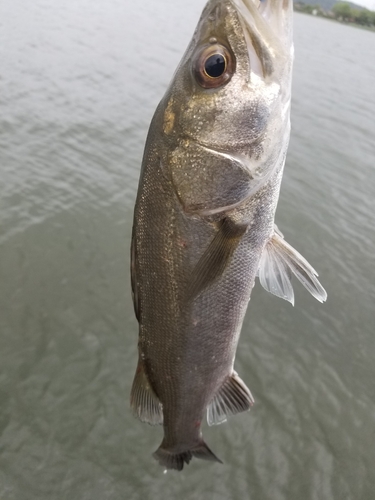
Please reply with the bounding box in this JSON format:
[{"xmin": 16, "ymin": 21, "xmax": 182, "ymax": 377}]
[
  {"xmin": 207, "ymin": 372, "xmax": 254, "ymax": 426},
  {"xmin": 130, "ymin": 357, "xmax": 163, "ymax": 425},
  {"xmin": 258, "ymin": 228, "xmax": 327, "ymax": 305}
]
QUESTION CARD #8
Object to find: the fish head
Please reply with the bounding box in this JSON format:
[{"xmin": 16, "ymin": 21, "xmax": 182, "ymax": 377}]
[{"xmin": 161, "ymin": 0, "xmax": 294, "ymax": 210}]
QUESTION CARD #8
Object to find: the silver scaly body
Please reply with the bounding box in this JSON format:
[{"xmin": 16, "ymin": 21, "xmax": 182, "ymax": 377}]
[{"xmin": 130, "ymin": 0, "xmax": 326, "ymax": 471}]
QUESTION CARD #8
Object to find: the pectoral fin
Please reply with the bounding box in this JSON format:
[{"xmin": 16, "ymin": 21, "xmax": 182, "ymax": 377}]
[
  {"xmin": 130, "ymin": 357, "xmax": 163, "ymax": 425},
  {"xmin": 187, "ymin": 218, "xmax": 247, "ymax": 300},
  {"xmin": 258, "ymin": 229, "xmax": 327, "ymax": 305},
  {"xmin": 207, "ymin": 372, "xmax": 254, "ymax": 426}
]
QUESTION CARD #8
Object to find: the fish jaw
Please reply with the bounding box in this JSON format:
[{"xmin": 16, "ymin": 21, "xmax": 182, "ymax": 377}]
[
  {"xmin": 233, "ymin": 0, "xmax": 293, "ymax": 54},
  {"xmin": 230, "ymin": 0, "xmax": 294, "ymax": 115}
]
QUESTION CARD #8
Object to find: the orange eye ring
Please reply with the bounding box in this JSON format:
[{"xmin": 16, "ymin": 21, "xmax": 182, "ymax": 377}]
[{"xmin": 193, "ymin": 44, "xmax": 235, "ymax": 89}]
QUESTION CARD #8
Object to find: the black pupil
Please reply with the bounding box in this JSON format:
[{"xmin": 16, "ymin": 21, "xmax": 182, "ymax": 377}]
[{"xmin": 204, "ymin": 54, "xmax": 226, "ymax": 78}]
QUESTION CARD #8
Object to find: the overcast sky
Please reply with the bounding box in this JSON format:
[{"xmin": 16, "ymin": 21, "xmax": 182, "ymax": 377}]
[{"xmin": 353, "ymin": 0, "xmax": 375, "ymax": 9}]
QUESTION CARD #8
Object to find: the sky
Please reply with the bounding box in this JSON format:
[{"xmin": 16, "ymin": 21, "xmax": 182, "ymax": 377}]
[{"xmin": 353, "ymin": 0, "xmax": 375, "ymax": 9}]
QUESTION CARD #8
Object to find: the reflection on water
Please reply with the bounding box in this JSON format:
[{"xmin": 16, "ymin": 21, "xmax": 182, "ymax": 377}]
[{"xmin": 1, "ymin": 1, "xmax": 375, "ymax": 499}]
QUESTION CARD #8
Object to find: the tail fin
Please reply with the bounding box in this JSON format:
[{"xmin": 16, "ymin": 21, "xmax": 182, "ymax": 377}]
[{"xmin": 153, "ymin": 439, "xmax": 222, "ymax": 471}]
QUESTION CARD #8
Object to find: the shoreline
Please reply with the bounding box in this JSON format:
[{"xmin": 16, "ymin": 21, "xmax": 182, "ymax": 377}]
[{"xmin": 294, "ymin": 10, "xmax": 375, "ymax": 32}]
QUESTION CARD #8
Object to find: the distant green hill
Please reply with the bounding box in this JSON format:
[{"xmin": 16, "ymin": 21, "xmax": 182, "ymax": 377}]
[{"xmin": 294, "ymin": 0, "xmax": 365, "ymax": 11}]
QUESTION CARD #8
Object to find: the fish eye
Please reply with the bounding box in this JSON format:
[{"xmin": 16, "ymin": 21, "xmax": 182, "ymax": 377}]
[
  {"xmin": 193, "ymin": 44, "xmax": 235, "ymax": 89},
  {"xmin": 204, "ymin": 54, "xmax": 226, "ymax": 78}
]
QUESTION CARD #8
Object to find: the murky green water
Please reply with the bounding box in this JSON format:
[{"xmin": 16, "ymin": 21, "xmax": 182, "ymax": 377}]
[{"xmin": 1, "ymin": 1, "xmax": 375, "ymax": 499}]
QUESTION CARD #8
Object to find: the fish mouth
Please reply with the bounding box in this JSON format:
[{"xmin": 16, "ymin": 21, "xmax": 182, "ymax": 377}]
[
  {"xmin": 230, "ymin": 0, "xmax": 293, "ymax": 79},
  {"xmin": 232, "ymin": 0, "xmax": 293, "ymax": 34}
]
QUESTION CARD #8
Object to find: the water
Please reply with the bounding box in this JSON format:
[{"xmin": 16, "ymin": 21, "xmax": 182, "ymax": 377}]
[{"xmin": 1, "ymin": 2, "xmax": 374, "ymax": 499}]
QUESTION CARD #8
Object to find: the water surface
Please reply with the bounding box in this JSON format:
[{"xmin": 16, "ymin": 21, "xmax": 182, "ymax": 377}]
[{"xmin": 1, "ymin": 2, "xmax": 375, "ymax": 499}]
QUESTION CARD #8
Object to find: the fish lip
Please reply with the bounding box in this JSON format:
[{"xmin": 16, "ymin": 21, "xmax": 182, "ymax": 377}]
[
  {"xmin": 229, "ymin": 0, "xmax": 293, "ymax": 53},
  {"xmin": 231, "ymin": 0, "xmax": 293, "ymax": 21},
  {"xmin": 228, "ymin": 0, "xmax": 294, "ymax": 95},
  {"xmin": 228, "ymin": 0, "xmax": 274, "ymax": 79}
]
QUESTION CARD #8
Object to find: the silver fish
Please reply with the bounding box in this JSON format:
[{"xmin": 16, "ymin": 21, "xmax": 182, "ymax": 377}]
[{"xmin": 130, "ymin": 0, "xmax": 326, "ymax": 471}]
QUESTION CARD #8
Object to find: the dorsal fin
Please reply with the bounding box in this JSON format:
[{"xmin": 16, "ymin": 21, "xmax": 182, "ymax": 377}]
[{"xmin": 130, "ymin": 226, "xmax": 140, "ymax": 321}]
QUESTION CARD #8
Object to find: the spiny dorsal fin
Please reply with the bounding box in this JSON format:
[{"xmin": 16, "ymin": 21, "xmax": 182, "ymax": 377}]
[
  {"xmin": 130, "ymin": 358, "xmax": 163, "ymax": 425},
  {"xmin": 207, "ymin": 372, "xmax": 254, "ymax": 426},
  {"xmin": 187, "ymin": 218, "xmax": 247, "ymax": 300},
  {"xmin": 258, "ymin": 229, "xmax": 327, "ymax": 305},
  {"xmin": 130, "ymin": 226, "xmax": 140, "ymax": 321}
]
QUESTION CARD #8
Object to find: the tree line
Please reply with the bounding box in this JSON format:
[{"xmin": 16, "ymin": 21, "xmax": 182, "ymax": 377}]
[{"xmin": 295, "ymin": 2, "xmax": 375, "ymax": 28}]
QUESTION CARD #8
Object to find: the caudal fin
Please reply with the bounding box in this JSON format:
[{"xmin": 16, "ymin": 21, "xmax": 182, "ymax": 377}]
[{"xmin": 153, "ymin": 439, "xmax": 222, "ymax": 471}]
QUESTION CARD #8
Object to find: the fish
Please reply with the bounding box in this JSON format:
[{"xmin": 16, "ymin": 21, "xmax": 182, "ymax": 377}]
[{"xmin": 130, "ymin": 0, "xmax": 326, "ymax": 472}]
